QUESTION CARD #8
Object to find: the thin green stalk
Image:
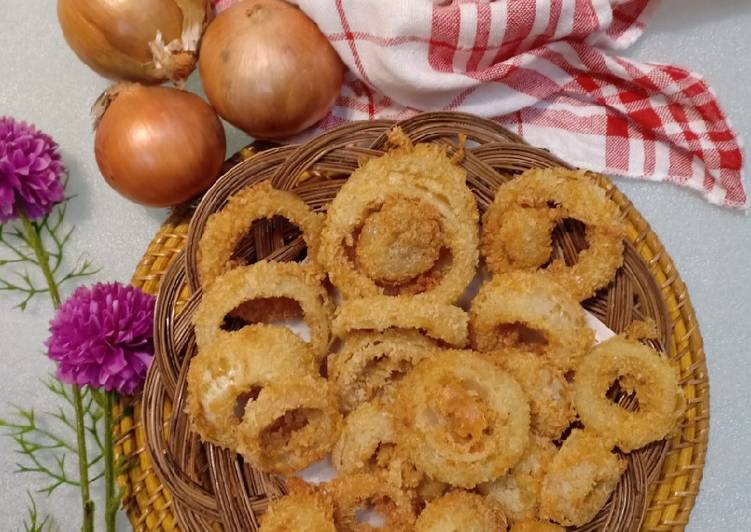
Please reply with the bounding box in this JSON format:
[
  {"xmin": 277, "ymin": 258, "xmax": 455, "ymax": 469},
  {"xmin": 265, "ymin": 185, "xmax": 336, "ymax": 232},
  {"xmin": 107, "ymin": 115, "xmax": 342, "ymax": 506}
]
[
  {"xmin": 72, "ymin": 387, "xmax": 95, "ymax": 532},
  {"xmin": 19, "ymin": 213, "xmax": 60, "ymax": 308},
  {"xmin": 104, "ymin": 392, "xmax": 117, "ymax": 532},
  {"xmin": 20, "ymin": 211, "xmax": 94, "ymax": 532}
]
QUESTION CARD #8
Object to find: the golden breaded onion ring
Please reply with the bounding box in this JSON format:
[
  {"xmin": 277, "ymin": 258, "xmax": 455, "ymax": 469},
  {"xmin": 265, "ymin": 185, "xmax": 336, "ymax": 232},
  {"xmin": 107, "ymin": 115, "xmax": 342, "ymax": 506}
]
[
  {"xmin": 329, "ymin": 330, "xmax": 437, "ymax": 413},
  {"xmin": 324, "ymin": 472, "xmax": 416, "ymax": 532},
  {"xmin": 470, "ymin": 272, "xmax": 593, "ymax": 370},
  {"xmin": 318, "ymin": 129, "xmax": 479, "ymax": 303},
  {"xmin": 355, "ymin": 195, "xmax": 444, "ymax": 285},
  {"xmin": 415, "ymin": 491, "xmax": 508, "ymax": 532},
  {"xmin": 396, "ymin": 350, "xmax": 530, "ymax": 488},
  {"xmin": 237, "ymin": 377, "xmax": 342, "ymax": 475},
  {"xmin": 198, "ymin": 180, "xmax": 323, "ymax": 286},
  {"xmin": 332, "ymin": 296, "xmax": 469, "ymax": 348},
  {"xmin": 489, "ymin": 349, "xmax": 576, "ymax": 439},
  {"xmin": 510, "ymin": 520, "xmax": 564, "ymax": 532},
  {"xmin": 478, "ymin": 434, "xmax": 557, "ymax": 522},
  {"xmin": 481, "ymin": 168, "xmax": 626, "ymax": 301},
  {"xmin": 192, "ymin": 261, "xmax": 333, "ymax": 361},
  {"xmin": 332, "ymin": 401, "xmax": 421, "ymax": 490},
  {"xmin": 539, "ymin": 430, "xmax": 626, "ymax": 526},
  {"xmin": 260, "ymin": 478, "xmax": 336, "ymax": 532},
  {"xmin": 186, "ymin": 325, "xmax": 317, "ymax": 447},
  {"xmin": 332, "ymin": 402, "xmax": 396, "ymax": 475},
  {"xmin": 574, "ymin": 336, "xmax": 684, "ymax": 452}
]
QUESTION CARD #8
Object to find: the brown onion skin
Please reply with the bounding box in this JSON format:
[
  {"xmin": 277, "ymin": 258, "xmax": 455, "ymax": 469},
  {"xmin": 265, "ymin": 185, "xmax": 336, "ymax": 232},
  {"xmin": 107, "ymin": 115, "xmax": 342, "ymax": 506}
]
[
  {"xmin": 95, "ymin": 85, "xmax": 226, "ymax": 207},
  {"xmin": 199, "ymin": 0, "xmax": 345, "ymax": 139},
  {"xmin": 57, "ymin": 0, "xmax": 186, "ymax": 82}
]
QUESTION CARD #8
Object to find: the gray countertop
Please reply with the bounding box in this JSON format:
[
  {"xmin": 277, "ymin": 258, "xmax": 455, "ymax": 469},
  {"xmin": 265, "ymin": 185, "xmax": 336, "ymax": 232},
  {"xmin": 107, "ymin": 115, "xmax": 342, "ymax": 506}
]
[{"xmin": 1, "ymin": 0, "xmax": 749, "ymax": 529}]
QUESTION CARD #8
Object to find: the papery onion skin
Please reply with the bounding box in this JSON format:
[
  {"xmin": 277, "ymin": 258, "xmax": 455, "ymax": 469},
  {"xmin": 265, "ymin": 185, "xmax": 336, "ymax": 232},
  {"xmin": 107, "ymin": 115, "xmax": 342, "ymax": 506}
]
[
  {"xmin": 57, "ymin": 0, "xmax": 207, "ymax": 83},
  {"xmin": 199, "ymin": 0, "xmax": 345, "ymax": 139},
  {"xmin": 94, "ymin": 84, "xmax": 226, "ymax": 207}
]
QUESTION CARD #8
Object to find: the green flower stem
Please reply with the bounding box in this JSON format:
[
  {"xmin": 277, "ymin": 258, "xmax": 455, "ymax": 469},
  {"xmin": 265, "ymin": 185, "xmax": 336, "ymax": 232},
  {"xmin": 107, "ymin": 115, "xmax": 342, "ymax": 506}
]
[
  {"xmin": 104, "ymin": 391, "xmax": 117, "ymax": 532},
  {"xmin": 20, "ymin": 211, "xmax": 95, "ymax": 532},
  {"xmin": 72, "ymin": 386, "xmax": 95, "ymax": 532},
  {"xmin": 19, "ymin": 213, "xmax": 61, "ymax": 308}
]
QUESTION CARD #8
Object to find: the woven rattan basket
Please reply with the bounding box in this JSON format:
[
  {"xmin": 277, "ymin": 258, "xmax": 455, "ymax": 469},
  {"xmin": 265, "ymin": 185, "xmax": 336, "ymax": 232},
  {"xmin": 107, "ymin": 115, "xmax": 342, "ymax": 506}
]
[{"xmin": 115, "ymin": 113, "xmax": 708, "ymax": 531}]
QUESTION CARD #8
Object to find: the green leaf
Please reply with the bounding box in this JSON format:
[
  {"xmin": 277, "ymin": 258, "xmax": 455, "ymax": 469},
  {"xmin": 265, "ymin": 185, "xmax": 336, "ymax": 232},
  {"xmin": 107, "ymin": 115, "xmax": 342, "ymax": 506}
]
[
  {"xmin": 18, "ymin": 491, "xmax": 54, "ymax": 532},
  {"xmin": 0, "ymin": 187, "xmax": 99, "ymax": 309},
  {"xmin": 0, "ymin": 379, "xmax": 105, "ymax": 495}
]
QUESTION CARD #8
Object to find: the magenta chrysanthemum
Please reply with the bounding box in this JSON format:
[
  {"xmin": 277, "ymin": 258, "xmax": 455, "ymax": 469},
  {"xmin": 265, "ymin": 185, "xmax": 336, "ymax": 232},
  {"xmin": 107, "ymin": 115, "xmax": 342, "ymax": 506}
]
[
  {"xmin": 46, "ymin": 283, "xmax": 156, "ymax": 395},
  {"xmin": 0, "ymin": 117, "xmax": 65, "ymax": 223}
]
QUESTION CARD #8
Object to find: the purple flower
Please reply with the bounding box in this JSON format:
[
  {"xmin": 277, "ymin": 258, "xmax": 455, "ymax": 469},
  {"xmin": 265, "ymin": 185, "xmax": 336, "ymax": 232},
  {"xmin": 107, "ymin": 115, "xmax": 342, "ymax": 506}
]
[
  {"xmin": 0, "ymin": 117, "xmax": 65, "ymax": 223},
  {"xmin": 46, "ymin": 283, "xmax": 156, "ymax": 395}
]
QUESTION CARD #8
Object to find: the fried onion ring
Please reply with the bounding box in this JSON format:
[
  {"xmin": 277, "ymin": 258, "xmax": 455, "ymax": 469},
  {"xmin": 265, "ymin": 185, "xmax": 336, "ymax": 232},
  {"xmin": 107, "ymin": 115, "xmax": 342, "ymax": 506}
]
[
  {"xmin": 192, "ymin": 261, "xmax": 333, "ymax": 361},
  {"xmin": 414, "ymin": 477, "xmax": 450, "ymax": 507},
  {"xmin": 415, "ymin": 491, "xmax": 508, "ymax": 532},
  {"xmin": 624, "ymin": 318, "xmax": 659, "ymax": 341},
  {"xmin": 325, "ymin": 472, "xmax": 416, "ymax": 531},
  {"xmin": 481, "ymin": 168, "xmax": 626, "ymax": 301},
  {"xmin": 355, "ymin": 195, "xmax": 444, "ymax": 284},
  {"xmin": 395, "ymin": 350, "xmax": 530, "ymax": 488},
  {"xmin": 539, "ymin": 430, "xmax": 626, "ymax": 526},
  {"xmin": 198, "ymin": 180, "xmax": 324, "ymax": 286},
  {"xmin": 332, "ymin": 401, "xmax": 421, "ymax": 490},
  {"xmin": 332, "ymin": 402, "xmax": 396, "ymax": 475},
  {"xmin": 494, "ymin": 204, "xmax": 557, "ymax": 270},
  {"xmin": 489, "ymin": 349, "xmax": 576, "ymax": 438},
  {"xmin": 574, "ymin": 335, "xmax": 683, "ymax": 452},
  {"xmin": 470, "ymin": 272, "xmax": 593, "ymax": 370},
  {"xmin": 478, "ymin": 434, "xmax": 557, "ymax": 522},
  {"xmin": 260, "ymin": 478, "xmax": 336, "ymax": 532},
  {"xmin": 328, "ymin": 330, "xmax": 437, "ymax": 412},
  {"xmin": 186, "ymin": 325, "xmax": 317, "ymax": 447},
  {"xmin": 510, "ymin": 520, "xmax": 564, "ymax": 532},
  {"xmin": 318, "ymin": 129, "xmax": 479, "ymax": 303},
  {"xmin": 237, "ymin": 377, "xmax": 342, "ymax": 474},
  {"xmin": 332, "ymin": 296, "xmax": 469, "ymax": 348}
]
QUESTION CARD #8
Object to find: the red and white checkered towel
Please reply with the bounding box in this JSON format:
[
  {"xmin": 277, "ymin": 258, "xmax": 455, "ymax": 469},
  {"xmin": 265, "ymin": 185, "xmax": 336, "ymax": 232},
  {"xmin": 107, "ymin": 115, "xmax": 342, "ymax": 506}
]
[{"xmin": 213, "ymin": 0, "xmax": 747, "ymax": 208}]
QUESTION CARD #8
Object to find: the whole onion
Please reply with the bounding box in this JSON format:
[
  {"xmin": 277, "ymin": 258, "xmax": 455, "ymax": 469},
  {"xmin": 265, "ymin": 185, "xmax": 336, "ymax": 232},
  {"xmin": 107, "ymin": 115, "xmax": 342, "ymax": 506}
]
[
  {"xmin": 57, "ymin": 0, "xmax": 209, "ymax": 83},
  {"xmin": 94, "ymin": 84, "xmax": 226, "ymax": 207},
  {"xmin": 199, "ymin": 0, "xmax": 345, "ymax": 139}
]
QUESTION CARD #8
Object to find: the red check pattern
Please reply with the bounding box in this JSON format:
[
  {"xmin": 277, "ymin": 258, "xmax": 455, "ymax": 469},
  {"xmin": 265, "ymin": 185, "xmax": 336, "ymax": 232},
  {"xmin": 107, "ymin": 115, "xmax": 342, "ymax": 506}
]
[{"xmin": 213, "ymin": 0, "xmax": 746, "ymax": 208}]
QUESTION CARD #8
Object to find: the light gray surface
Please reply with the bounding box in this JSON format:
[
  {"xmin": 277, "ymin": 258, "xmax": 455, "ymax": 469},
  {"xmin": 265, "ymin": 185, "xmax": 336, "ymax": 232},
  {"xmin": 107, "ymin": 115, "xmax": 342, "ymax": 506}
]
[{"xmin": 0, "ymin": 0, "xmax": 749, "ymax": 530}]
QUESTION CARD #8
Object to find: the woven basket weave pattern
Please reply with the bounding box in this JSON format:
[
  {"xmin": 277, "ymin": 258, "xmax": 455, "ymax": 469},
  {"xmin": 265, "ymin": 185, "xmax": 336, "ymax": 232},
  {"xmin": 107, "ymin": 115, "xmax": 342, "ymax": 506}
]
[{"xmin": 115, "ymin": 113, "xmax": 708, "ymax": 531}]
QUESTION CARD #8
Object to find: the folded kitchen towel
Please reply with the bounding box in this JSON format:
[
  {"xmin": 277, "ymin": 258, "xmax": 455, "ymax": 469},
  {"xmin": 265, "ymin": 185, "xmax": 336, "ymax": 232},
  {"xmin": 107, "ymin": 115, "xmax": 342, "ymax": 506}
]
[{"xmin": 213, "ymin": 0, "xmax": 747, "ymax": 208}]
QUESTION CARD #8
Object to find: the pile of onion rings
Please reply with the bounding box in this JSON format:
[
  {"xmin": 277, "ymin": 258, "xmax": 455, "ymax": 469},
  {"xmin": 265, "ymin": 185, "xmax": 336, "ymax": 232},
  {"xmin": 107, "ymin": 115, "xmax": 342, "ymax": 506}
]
[
  {"xmin": 481, "ymin": 168, "xmax": 626, "ymax": 301},
  {"xmin": 183, "ymin": 131, "xmax": 684, "ymax": 529},
  {"xmin": 318, "ymin": 129, "xmax": 479, "ymax": 303}
]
